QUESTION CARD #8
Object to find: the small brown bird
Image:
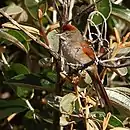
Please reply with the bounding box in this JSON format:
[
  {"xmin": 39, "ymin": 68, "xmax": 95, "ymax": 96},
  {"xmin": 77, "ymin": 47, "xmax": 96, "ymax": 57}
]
[
  {"xmin": 61, "ymin": 24, "xmax": 95, "ymax": 65},
  {"xmin": 60, "ymin": 24, "xmax": 111, "ymax": 109}
]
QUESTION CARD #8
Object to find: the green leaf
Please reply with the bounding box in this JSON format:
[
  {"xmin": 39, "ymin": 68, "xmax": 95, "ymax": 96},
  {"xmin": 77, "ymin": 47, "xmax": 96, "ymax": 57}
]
[
  {"xmin": 10, "ymin": 63, "xmax": 30, "ymax": 75},
  {"xmin": 0, "ymin": 98, "xmax": 28, "ymax": 119},
  {"xmin": 91, "ymin": 111, "xmax": 123, "ymax": 127},
  {"xmin": 46, "ymin": 71, "xmax": 57, "ymax": 82},
  {"xmin": 0, "ymin": 98, "xmax": 28, "ymax": 108},
  {"xmin": 16, "ymin": 86, "xmax": 34, "ymax": 99},
  {"xmin": 109, "ymin": 115, "xmax": 123, "ymax": 127},
  {"xmin": 9, "ymin": 74, "xmax": 33, "ymax": 99},
  {"xmin": 0, "ymin": 30, "xmax": 27, "ymax": 53},
  {"xmin": 4, "ymin": 74, "xmax": 55, "ymax": 92},
  {"xmin": 11, "ymin": 74, "xmax": 34, "ymax": 99},
  {"xmin": 12, "ymin": 74, "xmax": 26, "ymax": 80},
  {"xmin": 112, "ymin": 4, "xmax": 130, "ymax": 24},
  {"xmin": 5, "ymin": 63, "xmax": 31, "ymax": 99},
  {"xmin": 8, "ymin": 30, "xmax": 30, "ymax": 52},
  {"xmin": 92, "ymin": 0, "xmax": 112, "ymax": 25},
  {"xmin": 25, "ymin": 110, "xmax": 34, "ymax": 119}
]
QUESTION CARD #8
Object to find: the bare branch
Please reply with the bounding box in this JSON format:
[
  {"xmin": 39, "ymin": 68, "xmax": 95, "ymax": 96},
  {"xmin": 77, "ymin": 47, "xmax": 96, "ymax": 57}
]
[
  {"xmin": 100, "ymin": 62, "xmax": 130, "ymax": 68},
  {"xmin": 100, "ymin": 56, "xmax": 130, "ymax": 63},
  {"xmin": 68, "ymin": 0, "xmax": 75, "ymax": 23}
]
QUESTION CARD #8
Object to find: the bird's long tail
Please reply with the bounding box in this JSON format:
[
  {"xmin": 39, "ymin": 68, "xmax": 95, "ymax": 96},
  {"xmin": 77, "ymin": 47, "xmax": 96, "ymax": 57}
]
[{"xmin": 87, "ymin": 66, "xmax": 112, "ymax": 111}]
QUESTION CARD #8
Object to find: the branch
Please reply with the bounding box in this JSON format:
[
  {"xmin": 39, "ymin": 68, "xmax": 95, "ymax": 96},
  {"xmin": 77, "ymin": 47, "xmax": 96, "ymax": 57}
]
[
  {"xmin": 100, "ymin": 62, "xmax": 130, "ymax": 68},
  {"xmin": 68, "ymin": 0, "xmax": 75, "ymax": 23},
  {"xmin": 99, "ymin": 56, "xmax": 130, "ymax": 68},
  {"xmin": 100, "ymin": 56, "xmax": 130, "ymax": 63}
]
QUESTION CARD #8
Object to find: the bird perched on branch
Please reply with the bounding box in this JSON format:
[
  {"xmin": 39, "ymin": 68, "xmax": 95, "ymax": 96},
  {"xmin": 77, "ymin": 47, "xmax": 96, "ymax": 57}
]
[{"xmin": 60, "ymin": 24, "xmax": 111, "ymax": 110}]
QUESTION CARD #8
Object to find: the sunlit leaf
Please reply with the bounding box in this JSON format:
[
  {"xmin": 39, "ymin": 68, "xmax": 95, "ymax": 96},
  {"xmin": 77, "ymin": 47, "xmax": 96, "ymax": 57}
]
[
  {"xmin": 60, "ymin": 93, "xmax": 77, "ymax": 114},
  {"xmin": 112, "ymin": 4, "xmax": 130, "ymax": 24},
  {"xmin": 108, "ymin": 87, "xmax": 130, "ymax": 97},
  {"xmin": 60, "ymin": 115, "xmax": 71, "ymax": 126},
  {"xmin": 47, "ymin": 30, "xmax": 59, "ymax": 52},
  {"xmin": 16, "ymin": 10, "xmax": 28, "ymax": 23},
  {"xmin": 0, "ymin": 3, "xmax": 23, "ymax": 17},
  {"xmin": 116, "ymin": 67, "xmax": 128, "ymax": 76},
  {"xmin": 106, "ymin": 88, "xmax": 130, "ymax": 116},
  {"xmin": 118, "ymin": 47, "xmax": 130, "ymax": 56},
  {"xmin": 2, "ymin": 23, "xmax": 40, "ymax": 36}
]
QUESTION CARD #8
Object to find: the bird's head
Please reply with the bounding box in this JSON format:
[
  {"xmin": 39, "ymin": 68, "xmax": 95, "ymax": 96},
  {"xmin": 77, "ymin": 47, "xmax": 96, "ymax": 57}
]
[
  {"xmin": 60, "ymin": 24, "xmax": 83, "ymax": 42},
  {"xmin": 62, "ymin": 24, "xmax": 77, "ymax": 32}
]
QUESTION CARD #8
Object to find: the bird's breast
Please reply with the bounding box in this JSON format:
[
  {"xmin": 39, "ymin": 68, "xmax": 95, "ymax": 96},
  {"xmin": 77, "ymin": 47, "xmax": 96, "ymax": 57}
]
[{"xmin": 61, "ymin": 40, "xmax": 92, "ymax": 64}]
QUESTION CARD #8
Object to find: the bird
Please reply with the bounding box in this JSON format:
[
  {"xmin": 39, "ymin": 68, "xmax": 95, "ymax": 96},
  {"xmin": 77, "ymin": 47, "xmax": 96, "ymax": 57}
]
[{"xmin": 59, "ymin": 24, "xmax": 111, "ymax": 110}]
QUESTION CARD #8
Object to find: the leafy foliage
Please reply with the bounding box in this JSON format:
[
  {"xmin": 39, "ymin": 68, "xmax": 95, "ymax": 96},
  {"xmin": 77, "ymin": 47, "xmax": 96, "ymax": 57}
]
[{"xmin": 0, "ymin": 0, "xmax": 130, "ymax": 130}]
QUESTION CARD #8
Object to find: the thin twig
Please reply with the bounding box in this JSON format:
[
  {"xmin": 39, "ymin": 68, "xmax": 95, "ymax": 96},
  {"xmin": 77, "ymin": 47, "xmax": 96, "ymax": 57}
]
[
  {"xmin": 85, "ymin": 19, "xmax": 101, "ymax": 41},
  {"xmin": 38, "ymin": 9, "xmax": 50, "ymax": 46},
  {"xmin": 100, "ymin": 56, "xmax": 130, "ymax": 63},
  {"xmin": 53, "ymin": 2, "xmax": 57, "ymax": 23},
  {"xmin": 100, "ymin": 62, "xmax": 130, "ymax": 68},
  {"xmin": 103, "ymin": 112, "xmax": 111, "ymax": 130},
  {"xmin": 54, "ymin": 0, "xmax": 62, "ymax": 19},
  {"xmin": 61, "ymin": 112, "xmax": 83, "ymax": 118},
  {"xmin": 85, "ymin": 105, "xmax": 90, "ymax": 130},
  {"xmin": 25, "ymin": 99, "xmax": 36, "ymax": 119},
  {"xmin": 68, "ymin": 0, "xmax": 75, "ymax": 23},
  {"xmin": 1, "ymin": 53, "xmax": 10, "ymax": 67},
  {"xmin": 7, "ymin": 113, "xmax": 17, "ymax": 122},
  {"xmin": 45, "ymin": 12, "xmax": 53, "ymax": 24},
  {"xmin": 67, "ymin": 0, "xmax": 101, "ymax": 24}
]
